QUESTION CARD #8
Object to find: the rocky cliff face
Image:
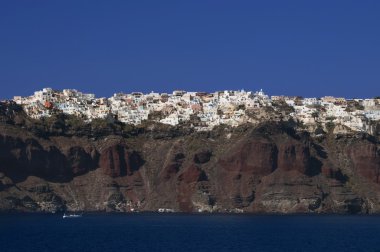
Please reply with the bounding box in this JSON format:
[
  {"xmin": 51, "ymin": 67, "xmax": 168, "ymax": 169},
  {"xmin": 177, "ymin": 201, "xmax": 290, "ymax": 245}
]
[{"xmin": 0, "ymin": 102, "xmax": 380, "ymax": 214}]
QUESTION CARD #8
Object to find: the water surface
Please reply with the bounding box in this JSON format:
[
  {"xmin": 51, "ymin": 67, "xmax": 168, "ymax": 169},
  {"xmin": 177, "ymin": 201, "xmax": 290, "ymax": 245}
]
[{"xmin": 0, "ymin": 213, "xmax": 379, "ymax": 252}]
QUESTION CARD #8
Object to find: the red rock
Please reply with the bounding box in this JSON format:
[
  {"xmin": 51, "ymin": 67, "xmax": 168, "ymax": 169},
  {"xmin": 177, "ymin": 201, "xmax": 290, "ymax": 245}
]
[
  {"xmin": 99, "ymin": 144, "xmax": 143, "ymax": 177},
  {"xmin": 277, "ymin": 142, "xmax": 310, "ymax": 173},
  {"xmin": 161, "ymin": 163, "xmax": 180, "ymax": 180},
  {"xmin": 348, "ymin": 143, "xmax": 380, "ymax": 183},
  {"xmin": 178, "ymin": 164, "xmax": 207, "ymax": 184},
  {"xmin": 218, "ymin": 139, "xmax": 278, "ymax": 175},
  {"xmin": 176, "ymin": 164, "xmax": 207, "ymax": 211}
]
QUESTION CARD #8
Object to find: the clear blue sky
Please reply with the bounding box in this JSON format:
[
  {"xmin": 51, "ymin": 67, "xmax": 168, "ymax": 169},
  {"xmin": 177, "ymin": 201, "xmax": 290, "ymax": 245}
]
[{"xmin": 1, "ymin": 0, "xmax": 379, "ymax": 99}]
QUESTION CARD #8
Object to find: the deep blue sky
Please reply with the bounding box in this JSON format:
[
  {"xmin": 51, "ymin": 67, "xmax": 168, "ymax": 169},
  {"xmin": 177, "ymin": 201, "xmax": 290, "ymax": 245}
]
[{"xmin": 1, "ymin": 0, "xmax": 379, "ymax": 99}]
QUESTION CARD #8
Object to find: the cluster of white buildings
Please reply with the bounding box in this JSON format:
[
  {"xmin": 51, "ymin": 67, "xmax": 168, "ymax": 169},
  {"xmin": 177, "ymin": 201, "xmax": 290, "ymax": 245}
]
[
  {"xmin": 12, "ymin": 88, "xmax": 380, "ymax": 134},
  {"xmin": 272, "ymin": 95, "xmax": 380, "ymax": 134},
  {"xmin": 13, "ymin": 88, "xmax": 271, "ymax": 130}
]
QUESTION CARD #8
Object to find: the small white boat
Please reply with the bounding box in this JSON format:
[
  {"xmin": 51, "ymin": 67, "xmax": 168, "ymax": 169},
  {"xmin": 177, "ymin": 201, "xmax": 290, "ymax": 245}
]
[
  {"xmin": 158, "ymin": 208, "xmax": 175, "ymax": 213},
  {"xmin": 63, "ymin": 213, "xmax": 82, "ymax": 219}
]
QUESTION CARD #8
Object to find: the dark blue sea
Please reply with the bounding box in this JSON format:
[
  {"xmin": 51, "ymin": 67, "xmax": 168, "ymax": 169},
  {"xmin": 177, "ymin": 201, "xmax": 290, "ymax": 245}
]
[{"xmin": 1, "ymin": 213, "xmax": 380, "ymax": 252}]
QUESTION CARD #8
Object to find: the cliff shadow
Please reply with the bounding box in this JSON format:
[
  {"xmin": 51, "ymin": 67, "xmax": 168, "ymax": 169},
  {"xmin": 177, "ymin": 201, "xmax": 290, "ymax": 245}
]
[
  {"xmin": 306, "ymin": 157, "xmax": 322, "ymax": 177},
  {"xmin": 312, "ymin": 143, "xmax": 328, "ymax": 159},
  {"xmin": 118, "ymin": 148, "xmax": 145, "ymax": 176}
]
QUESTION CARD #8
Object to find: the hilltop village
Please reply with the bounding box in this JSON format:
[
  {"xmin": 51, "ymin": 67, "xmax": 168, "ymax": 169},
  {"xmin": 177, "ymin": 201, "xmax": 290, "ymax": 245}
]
[{"xmin": 12, "ymin": 88, "xmax": 380, "ymax": 135}]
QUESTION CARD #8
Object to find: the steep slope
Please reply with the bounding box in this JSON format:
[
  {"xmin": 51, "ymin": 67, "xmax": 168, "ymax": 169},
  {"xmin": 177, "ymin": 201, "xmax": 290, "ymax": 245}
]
[{"xmin": 0, "ymin": 102, "xmax": 379, "ymax": 213}]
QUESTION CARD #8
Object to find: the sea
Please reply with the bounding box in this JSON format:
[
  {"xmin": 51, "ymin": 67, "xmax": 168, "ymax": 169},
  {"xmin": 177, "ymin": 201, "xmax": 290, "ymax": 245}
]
[{"xmin": 1, "ymin": 213, "xmax": 380, "ymax": 252}]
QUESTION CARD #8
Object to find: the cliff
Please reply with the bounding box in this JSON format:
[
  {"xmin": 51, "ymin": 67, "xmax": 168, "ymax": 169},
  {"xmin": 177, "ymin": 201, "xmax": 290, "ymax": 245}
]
[{"xmin": 0, "ymin": 101, "xmax": 380, "ymax": 214}]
